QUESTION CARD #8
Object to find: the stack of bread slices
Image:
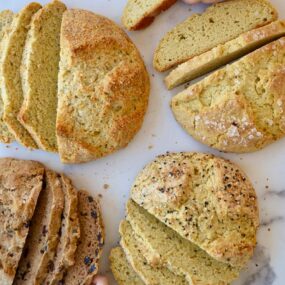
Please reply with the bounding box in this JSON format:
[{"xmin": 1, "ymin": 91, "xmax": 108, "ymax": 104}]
[
  {"xmin": 110, "ymin": 152, "xmax": 259, "ymax": 285},
  {"xmin": 0, "ymin": 157, "xmax": 104, "ymax": 285},
  {"xmin": 0, "ymin": 1, "xmax": 150, "ymax": 164}
]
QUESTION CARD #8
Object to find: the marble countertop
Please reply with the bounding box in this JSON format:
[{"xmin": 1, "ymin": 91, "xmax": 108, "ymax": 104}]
[{"xmin": 0, "ymin": 1, "xmax": 284, "ymax": 284}]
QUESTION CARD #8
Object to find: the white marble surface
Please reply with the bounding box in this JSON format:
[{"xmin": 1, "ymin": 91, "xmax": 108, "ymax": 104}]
[{"xmin": 0, "ymin": 1, "xmax": 284, "ymax": 284}]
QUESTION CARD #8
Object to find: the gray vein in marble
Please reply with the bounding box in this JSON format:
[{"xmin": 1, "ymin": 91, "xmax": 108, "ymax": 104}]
[
  {"xmin": 260, "ymin": 216, "xmax": 284, "ymax": 227},
  {"xmin": 264, "ymin": 189, "xmax": 285, "ymax": 198}
]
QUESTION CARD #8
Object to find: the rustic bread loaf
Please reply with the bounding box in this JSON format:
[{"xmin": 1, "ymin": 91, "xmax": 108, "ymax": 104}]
[
  {"xmin": 56, "ymin": 9, "xmax": 150, "ymax": 163},
  {"xmin": 171, "ymin": 38, "xmax": 285, "ymax": 153},
  {"xmin": 0, "ymin": 2, "xmax": 41, "ymax": 148},
  {"xmin": 0, "ymin": 158, "xmax": 44, "ymax": 285},
  {"xmin": 18, "ymin": 0, "xmax": 66, "ymax": 152},
  {"xmin": 153, "ymin": 0, "xmax": 278, "ymax": 71},
  {"xmin": 165, "ymin": 20, "xmax": 285, "ymax": 89},
  {"xmin": 110, "ymin": 247, "xmax": 144, "ymax": 285},
  {"xmin": 131, "ymin": 152, "xmax": 259, "ymax": 267},
  {"xmin": 126, "ymin": 200, "xmax": 240, "ymax": 285},
  {"xmin": 122, "ymin": 0, "xmax": 177, "ymax": 30},
  {"xmin": 0, "ymin": 10, "xmax": 14, "ymax": 143},
  {"xmin": 120, "ymin": 220, "xmax": 188, "ymax": 285},
  {"xmin": 14, "ymin": 170, "xmax": 64, "ymax": 285},
  {"xmin": 43, "ymin": 175, "xmax": 80, "ymax": 285},
  {"xmin": 63, "ymin": 190, "xmax": 104, "ymax": 285}
]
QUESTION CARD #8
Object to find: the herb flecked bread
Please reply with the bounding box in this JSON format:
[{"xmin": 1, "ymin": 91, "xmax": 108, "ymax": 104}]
[
  {"xmin": 165, "ymin": 20, "xmax": 285, "ymax": 89},
  {"xmin": 56, "ymin": 9, "xmax": 150, "ymax": 163},
  {"xmin": 131, "ymin": 152, "xmax": 259, "ymax": 268},
  {"xmin": 171, "ymin": 38, "xmax": 285, "ymax": 153},
  {"xmin": 154, "ymin": 0, "xmax": 278, "ymax": 71},
  {"xmin": 122, "ymin": 0, "xmax": 177, "ymax": 31},
  {"xmin": 0, "ymin": 158, "xmax": 44, "ymax": 285},
  {"xmin": 18, "ymin": 0, "xmax": 66, "ymax": 152},
  {"xmin": 126, "ymin": 199, "xmax": 240, "ymax": 285}
]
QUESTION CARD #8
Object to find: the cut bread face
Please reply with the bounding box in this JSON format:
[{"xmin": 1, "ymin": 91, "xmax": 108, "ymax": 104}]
[
  {"xmin": 0, "ymin": 10, "xmax": 14, "ymax": 143},
  {"xmin": 14, "ymin": 170, "xmax": 64, "ymax": 285},
  {"xmin": 171, "ymin": 38, "xmax": 285, "ymax": 153},
  {"xmin": 110, "ymin": 247, "xmax": 144, "ymax": 285},
  {"xmin": 18, "ymin": 0, "xmax": 66, "ymax": 152},
  {"xmin": 126, "ymin": 200, "xmax": 240, "ymax": 285},
  {"xmin": 122, "ymin": 0, "xmax": 177, "ymax": 30},
  {"xmin": 154, "ymin": 0, "xmax": 278, "ymax": 71},
  {"xmin": 0, "ymin": 2, "xmax": 41, "ymax": 148},
  {"xmin": 0, "ymin": 158, "xmax": 44, "ymax": 285},
  {"xmin": 165, "ymin": 20, "xmax": 285, "ymax": 89},
  {"xmin": 63, "ymin": 190, "xmax": 104, "ymax": 285},
  {"xmin": 120, "ymin": 220, "xmax": 188, "ymax": 285}
]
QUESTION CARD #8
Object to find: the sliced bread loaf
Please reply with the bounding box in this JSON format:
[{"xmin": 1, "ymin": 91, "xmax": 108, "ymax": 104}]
[
  {"xmin": 56, "ymin": 9, "xmax": 149, "ymax": 163},
  {"xmin": 18, "ymin": 0, "xmax": 66, "ymax": 152},
  {"xmin": 43, "ymin": 175, "xmax": 80, "ymax": 285},
  {"xmin": 153, "ymin": 0, "xmax": 278, "ymax": 71},
  {"xmin": 63, "ymin": 190, "xmax": 104, "ymax": 285},
  {"xmin": 0, "ymin": 158, "xmax": 44, "ymax": 285},
  {"xmin": 131, "ymin": 152, "xmax": 259, "ymax": 268},
  {"xmin": 110, "ymin": 247, "xmax": 145, "ymax": 285},
  {"xmin": 120, "ymin": 220, "xmax": 188, "ymax": 285},
  {"xmin": 0, "ymin": 10, "xmax": 14, "ymax": 143},
  {"xmin": 126, "ymin": 200, "xmax": 240, "ymax": 285},
  {"xmin": 122, "ymin": 0, "xmax": 177, "ymax": 30},
  {"xmin": 165, "ymin": 20, "xmax": 285, "ymax": 89},
  {"xmin": 14, "ymin": 170, "xmax": 64, "ymax": 285},
  {"xmin": 171, "ymin": 38, "xmax": 285, "ymax": 153},
  {"xmin": 0, "ymin": 2, "xmax": 41, "ymax": 148}
]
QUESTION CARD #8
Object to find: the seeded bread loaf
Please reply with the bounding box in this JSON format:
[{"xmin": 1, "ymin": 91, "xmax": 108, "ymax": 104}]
[
  {"xmin": 131, "ymin": 152, "xmax": 259, "ymax": 267},
  {"xmin": 153, "ymin": 0, "xmax": 278, "ymax": 72},
  {"xmin": 43, "ymin": 175, "xmax": 80, "ymax": 285},
  {"xmin": 14, "ymin": 170, "xmax": 64, "ymax": 285},
  {"xmin": 0, "ymin": 158, "xmax": 44, "ymax": 285},
  {"xmin": 171, "ymin": 38, "xmax": 285, "ymax": 153},
  {"xmin": 110, "ymin": 247, "xmax": 145, "ymax": 285},
  {"xmin": 18, "ymin": 0, "xmax": 66, "ymax": 152},
  {"xmin": 165, "ymin": 20, "xmax": 285, "ymax": 89},
  {"xmin": 0, "ymin": 2, "xmax": 41, "ymax": 148},
  {"xmin": 127, "ymin": 200, "xmax": 240, "ymax": 284},
  {"xmin": 56, "ymin": 9, "xmax": 150, "ymax": 163},
  {"xmin": 63, "ymin": 190, "xmax": 104, "ymax": 285},
  {"xmin": 122, "ymin": 0, "xmax": 177, "ymax": 31},
  {"xmin": 120, "ymin": 220, "xmax": 188, "ymax": 285},
  {"xmin": 0, "ymin": 10, "xmax": 14, "ymax": 143}
]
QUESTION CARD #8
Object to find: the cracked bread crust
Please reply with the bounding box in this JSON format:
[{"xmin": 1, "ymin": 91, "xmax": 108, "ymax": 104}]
[
  {"xmin": 171, "ymin": 38, "xmax": 285, "ymax": 153},
  {"xmin": 56, "ymin": 9, "xmax": 150, "ymax": 163},
  {"xmin": 131, "ymin": 152, "xmax": 259, "ymax": 268}
]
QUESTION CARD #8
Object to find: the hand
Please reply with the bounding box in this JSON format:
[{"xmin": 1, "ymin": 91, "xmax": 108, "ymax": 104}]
[
  {"xmin": 92, "ymin": 275, "xmax": 109, "ymax": 285},
  {"xmin": 182, "ymin": 0, "xmax": 223, "ymax": 4}
]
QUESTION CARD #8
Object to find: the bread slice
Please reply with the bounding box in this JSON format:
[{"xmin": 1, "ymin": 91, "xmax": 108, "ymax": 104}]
[
  {"xmin": 110, "ymin": 247, "xmax": 145, "ymax": 285},
  {"xmin": 63, "ymin": 190, "xmax": 104, "ymax": 285},
  {"xmin": 171, "ymin": 38, "xmax": 285, "ymax": 153},
  {"xmin": 56, "ymin": 9, "xmax": 149, "ymax": 163},
  {"xmin": 18, "ymin": 0, "xmax": 67, "ymax": 152},
  {"xmin": 165, "ymin": 20, "xmax": 285, "ymax": 89},
  {"xmin": 0, "ymin": 2, "xmax": 41, "ymax": 148},
  {"xmin": 126, "ymin": 200, "xmax": 240, "ymax": 285},
  {"xmin": 131, "ymin": 152, "xmax": 259, "ymax": 267},
  {"xmin": 14, "ymin": 170, "xmax": 64, "ymax": 285},
  {"xmin": 120, "ymin": 220, "xmax": 188, "ymax": 285},
  {"xmin": 0, "ymin": 158, "xmax": 44, "ymax": 285},
  {"xmin": 153, "ymin": 0, "xmax": 278, "ymax": 72},
  {"xmin": 43, "ymin": 175, "xmax": 80, "ymax": 285},
  {"xmin": 122, "ymin": 0, "xmax": 177, "ymax": 31},
  {"xmin": 0, "ymin": 10, "xmax": 14, "ymax": 143}
]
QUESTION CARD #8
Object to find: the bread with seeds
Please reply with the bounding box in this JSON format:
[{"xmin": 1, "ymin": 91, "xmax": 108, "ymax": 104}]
[
  {"xmin": 171, "ymin": 38, "xmax": 285, "ymax": 153},
  {"xmin": 0, "ymin": 158, "xmax": 44, "ymax": 285},
  {"xmin": 131, "ymin": 152, "xmax": 259, "ymax": 267}
]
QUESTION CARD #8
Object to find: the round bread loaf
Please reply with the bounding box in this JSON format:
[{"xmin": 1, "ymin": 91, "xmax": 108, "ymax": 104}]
[
  {"xmin": 56, "ymin": 9, "xmax": 150, "ymax": 163},
  {"xmin": 131, "ymin": 152, "xmax": 259, "ymax": 268}
]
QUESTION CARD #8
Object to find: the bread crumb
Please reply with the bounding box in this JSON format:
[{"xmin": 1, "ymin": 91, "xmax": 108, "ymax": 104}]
[
  {"xmin": 148, "ymin": 145, "xmax": 153, "ymax": 150},
  {"xmin": 103, "ymin": 184, "xmax": 109, "ymax": 190}
]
